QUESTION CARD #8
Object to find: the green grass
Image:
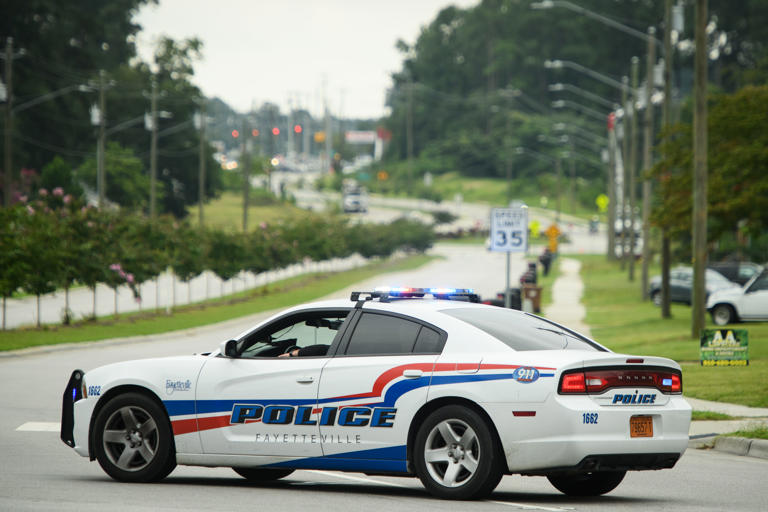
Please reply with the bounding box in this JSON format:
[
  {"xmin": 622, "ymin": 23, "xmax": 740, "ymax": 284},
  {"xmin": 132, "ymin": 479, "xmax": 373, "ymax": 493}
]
[
  {"xmin": 429, "ymin": 172, "xmax": 599, "ymax": 220},
  {"xmin": 538, "ymin": 255, "xmax": 561, "ymax": 309},
  {"xmin": 0, "ymin": 254, "xmax": 436, "ymax": 352},
  {"xmin": 691, "ymin": 411, "xmax": 737, "ymax": 421},
  {"xmin": 723, "ymin": 425, "xmax": 768, "ymax": 440},
  {"xmin": 187, "ymin": 191, "xmax": 311, "ymax": 231},
  {"xmin": 578, "ymin": 254, "xmax": 768, "ymax": 408}
]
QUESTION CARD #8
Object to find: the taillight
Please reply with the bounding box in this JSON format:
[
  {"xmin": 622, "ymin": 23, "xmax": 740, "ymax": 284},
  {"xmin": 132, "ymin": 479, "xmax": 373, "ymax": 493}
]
[
  {"xmin": 559, "ymin": 367, "xmax": 682, "ymax": 394},
  {"xmin": 560, "ymin": 372, "xmax": 586, "ymax": 393}
]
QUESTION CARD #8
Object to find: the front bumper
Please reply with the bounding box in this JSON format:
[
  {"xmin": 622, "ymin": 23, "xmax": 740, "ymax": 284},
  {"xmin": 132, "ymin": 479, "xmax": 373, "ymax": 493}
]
[{"xmin": 61, "ymin": 369, "xmax": 84, "ymax": 448}]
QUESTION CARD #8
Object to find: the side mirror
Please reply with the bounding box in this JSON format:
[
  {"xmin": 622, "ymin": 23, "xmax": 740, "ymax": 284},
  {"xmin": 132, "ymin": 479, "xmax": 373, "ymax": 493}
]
[{"xmin": 220, "ymin": 339, "xmax": 239, "ymax": 358}]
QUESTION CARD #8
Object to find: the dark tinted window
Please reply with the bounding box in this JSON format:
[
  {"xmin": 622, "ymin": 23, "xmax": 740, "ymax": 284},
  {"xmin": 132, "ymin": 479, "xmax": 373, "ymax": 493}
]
[
  {"xmin": 345, "ymin": 313, "xmax": 421, "ymax": 355},
  {"xmin": 442, "ymin": 308, "xmax": 606, "ymax": 352},
  {"xmin": 749, "ymin": 273, "xmax": 768, "ymax": 292},
  {"xmin": 413, "ymin": 326, "xmax": 444, "ymax": 354}
]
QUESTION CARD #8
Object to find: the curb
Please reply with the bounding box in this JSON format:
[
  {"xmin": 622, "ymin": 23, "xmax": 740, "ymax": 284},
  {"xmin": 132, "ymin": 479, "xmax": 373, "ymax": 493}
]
[{"xmin": 713, "ymin": 436, "xmax": 768, "ymax": 460}]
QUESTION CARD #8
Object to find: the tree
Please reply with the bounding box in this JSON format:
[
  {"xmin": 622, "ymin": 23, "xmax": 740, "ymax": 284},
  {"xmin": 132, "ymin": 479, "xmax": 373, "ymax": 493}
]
[
  {"xmin": 651, "ymin": 85, "xmax": 768, "ymax": 259},
  {"xmin": 18, "ymin": 205, "xmax": 63, "ymax": 326},
  {"xmin": 0, "ymin": 206, "xmax": 31, "ymax": 329},
  {"xmin": 75, "ymin": 142, "xmax": 150, "ymax": 210}
]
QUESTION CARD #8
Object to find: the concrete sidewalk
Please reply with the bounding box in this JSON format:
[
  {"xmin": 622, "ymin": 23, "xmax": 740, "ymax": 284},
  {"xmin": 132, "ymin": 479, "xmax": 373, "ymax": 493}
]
[{"xmin": 544, "ymin": 257, "xmax": 768, "ymax": 459}]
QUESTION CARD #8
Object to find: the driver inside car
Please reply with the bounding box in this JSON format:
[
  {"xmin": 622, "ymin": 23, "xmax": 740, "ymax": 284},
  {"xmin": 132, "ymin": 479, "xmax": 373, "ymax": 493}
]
[{"xmin": 278, "ymin": 344, "xmax": 330, "ymax": 357}]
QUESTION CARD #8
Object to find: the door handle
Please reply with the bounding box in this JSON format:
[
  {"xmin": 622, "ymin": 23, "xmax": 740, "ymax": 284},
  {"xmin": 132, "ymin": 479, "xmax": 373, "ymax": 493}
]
[
  {"xmin": 296, "ymin": 376, "xmax": 315, "ymax": 384},
  {"xmin": 403, "ymin": 369, "xmax": 423, "ymax": 379}
]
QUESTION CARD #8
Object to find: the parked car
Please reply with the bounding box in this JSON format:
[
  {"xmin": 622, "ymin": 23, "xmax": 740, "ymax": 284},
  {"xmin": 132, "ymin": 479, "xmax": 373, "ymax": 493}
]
[
  {"xmin": 708, "ymin": 261, "xmax": 763, "ymax": 286},
  {"xmin": 649, "ymin": 266, "xmax": 739, "ymax": 306},
  {"xmin": 707, "ymin": 270, "xmax": 768, "ymax": 325}
]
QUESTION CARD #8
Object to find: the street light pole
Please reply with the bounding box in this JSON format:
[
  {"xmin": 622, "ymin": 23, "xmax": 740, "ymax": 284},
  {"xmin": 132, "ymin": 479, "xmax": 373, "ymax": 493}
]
[
  {"xmin": 149, "ymin": 78, "xmax": 158, "ymax": 218},
  {"xmin": 2, "ymin": 37, "xmax": 21, "ymax": 206},
  {"xmin": 545, "ymin": 59, "xmax": 629, "ymax": 93},
  {"xmin": 532, "ymin": 1, "xmax": 662, "ymax": 46},
  {"xmin": 548, "ymin": 83, "xmax": 617, "ymax": 110},
  {"xmin": 661, "ymin": 0, "xmax": 673, "ymax": 319},
  {"xmin": 197, "ymin": 100, "xmax": 206, "ymax": 227},
  {"xmin": 619, "ymin": 76, "xmax": 630, "ymax": 270},
  {"xmin": 641, "ymin": 27, "xmax": 657, "ymax": 300},
  {"xmin": 97, "ymin": 70, "xmax": 107, "ymax": 208},
  {"xmin": 628, "ymin": 57, "xmax": 640, "ymax": 282}
]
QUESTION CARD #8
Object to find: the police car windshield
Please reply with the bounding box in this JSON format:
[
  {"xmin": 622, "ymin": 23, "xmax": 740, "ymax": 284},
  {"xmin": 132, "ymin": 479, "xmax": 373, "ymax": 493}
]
[{"xmin": 442, "ymin": 308, "xmax": 606, "ymax": 352}]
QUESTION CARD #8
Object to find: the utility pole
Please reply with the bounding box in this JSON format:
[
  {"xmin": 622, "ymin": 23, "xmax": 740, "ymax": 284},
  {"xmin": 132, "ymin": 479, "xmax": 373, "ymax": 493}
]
[
  {"xmin": 287, "ymin": 95, "xmax": 294, "ymax": 157},
  {"xmin": 505, "ymin": 115, "xmax": 513, "ymax": 203},
  {"xmin": 692, "ymin": 0, "xmax": 708, "ymax": 338},
  {"xmin": 197, "ymin": 99, "xmax": 206, "ymax": 226},
  {"xmin": 619, "ymin": 76, "xmax": 630, "ymax": 270},
  {"xmin": 241, "ymin": 117, "xmax": 250, "ymax": 232},
  {"xmin": 97, "ymin": 70, "xmax": 107, "ymax": 207},
  {"xmin": 628, "ymin": 56, "xmax": 640, "ymax": 282},
  {"xmin": 661, "ymin": 0, "xmax": 674, "ymax": 318},
  {"xmin": 2, "ymin": 37, "xmax": 22, "ymax": 207},
  {"xmin": 406, "ymin": 78, "xmax": 414, "ymax": 188},
  {"xmin": 555, "ymin": 157, "xmax": 562, "ymax": 223},
  {"xmin": 324, "ymin": 94, "xmax": 332, "ymax": 173},
  {"xmin": 607, "ymin": 112, "xmax": 617, "ymax": 260},
  {"xmin": 149, "ymin": 78, "xmax": 158, "ymax": 218},
  {"xmin": 641, "ymin": 27, "xmax": 657, "ymax": 300},
  {"xmin": 569, "ymin": 147, "xmax": 576, "ymax": 214}
]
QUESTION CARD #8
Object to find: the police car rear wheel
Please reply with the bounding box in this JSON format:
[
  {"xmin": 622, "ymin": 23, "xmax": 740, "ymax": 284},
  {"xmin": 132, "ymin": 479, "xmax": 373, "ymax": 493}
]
[
  {"xmin": 93, "ymin": 392, "xmax": 176, "ymax": 482},
  {"xmin": 414, "ymin": 405, "xmax": 503, "ymax": 500},
  {"xmin": 233, "ymin": 468, "xmax": 295, "ymax": 481},
  {"xmin": 547, "ymin": 470, "xmax": 626, "ymax": 496}
]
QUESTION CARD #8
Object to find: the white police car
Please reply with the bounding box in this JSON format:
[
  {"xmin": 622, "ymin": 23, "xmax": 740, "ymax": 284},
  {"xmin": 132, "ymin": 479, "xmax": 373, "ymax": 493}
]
[{"xmin": 61, "ymin": 287, "xmax": 691, "ymax": 500}]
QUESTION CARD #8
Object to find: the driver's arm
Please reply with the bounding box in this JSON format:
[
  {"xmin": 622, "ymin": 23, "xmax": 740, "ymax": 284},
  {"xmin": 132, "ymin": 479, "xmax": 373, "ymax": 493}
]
[{"xmin": 279, "ymin": 345, "xmax": 330, "ymax": 358}]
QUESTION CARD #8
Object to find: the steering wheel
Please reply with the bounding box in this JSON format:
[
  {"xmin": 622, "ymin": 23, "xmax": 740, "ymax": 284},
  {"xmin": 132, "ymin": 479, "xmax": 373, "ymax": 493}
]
[{"xmin": 282, "ymin": 345, "xmax": 299, "ymax": 356}]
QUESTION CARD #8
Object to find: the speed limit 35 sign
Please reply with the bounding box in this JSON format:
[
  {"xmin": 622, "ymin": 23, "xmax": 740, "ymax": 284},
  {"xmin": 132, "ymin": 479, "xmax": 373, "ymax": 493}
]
[{"xmin": 490, "ymin": 207, "xmax": 528, "ymax": 252}]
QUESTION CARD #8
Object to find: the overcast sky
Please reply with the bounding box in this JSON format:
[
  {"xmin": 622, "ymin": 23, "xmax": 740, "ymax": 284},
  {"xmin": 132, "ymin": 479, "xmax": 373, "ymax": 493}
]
[{"xmin": 134, "ymin": 0, "xmax": 479, "ymax": 119}]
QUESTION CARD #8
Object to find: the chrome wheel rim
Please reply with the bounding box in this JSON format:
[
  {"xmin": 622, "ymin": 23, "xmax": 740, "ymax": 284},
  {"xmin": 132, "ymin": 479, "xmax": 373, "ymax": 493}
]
[
  {"xmin": 424, "ymin": 419, "xmax": 479, "ymax": 488},
  {"xmin": 102, "ymin": 405, "xmax": 158, "ymax": 472},
  {"xmin": 713, "ymin": 306, "xmax": 730, "ymax": 325}
]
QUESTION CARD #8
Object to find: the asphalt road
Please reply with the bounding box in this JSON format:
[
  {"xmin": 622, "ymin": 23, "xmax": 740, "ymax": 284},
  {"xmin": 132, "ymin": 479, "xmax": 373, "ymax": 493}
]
[{"xmin": 5, "ymin": 244, "xmax": 765, "ymax": 511}]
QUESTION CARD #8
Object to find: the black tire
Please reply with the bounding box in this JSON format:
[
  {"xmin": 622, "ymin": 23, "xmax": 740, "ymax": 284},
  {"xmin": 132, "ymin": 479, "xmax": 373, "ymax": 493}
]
[
  {"xmin": 92, "ymin": 392, "xmax": 176, "ymax": 482},
  {"xmin": 233, "ymin": 468, "xmax": 295, "ymax": 481},
  {"xmin": 413, "ymin": 405, "xmax": 504, "ymax": 500},
  {"xmin": 712, "ymin": 304, "xmax": 736, "ymax": 326},
  {"xmin": 547, "ymin": 471, "xmax": 626, "ymax": 496}
]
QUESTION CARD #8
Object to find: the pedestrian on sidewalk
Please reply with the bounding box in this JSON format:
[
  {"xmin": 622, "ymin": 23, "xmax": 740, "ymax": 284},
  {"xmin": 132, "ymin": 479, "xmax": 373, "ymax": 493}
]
[{"xmin": 539, "ymin": 247, "xmax": 552, "ymax": 276}]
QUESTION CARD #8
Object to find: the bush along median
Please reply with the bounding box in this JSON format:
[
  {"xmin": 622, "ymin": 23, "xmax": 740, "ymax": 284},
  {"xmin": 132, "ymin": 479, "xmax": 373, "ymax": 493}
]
[{"xmin": 0, "ymin": 193, "xmax": 436, "ymax": 329}]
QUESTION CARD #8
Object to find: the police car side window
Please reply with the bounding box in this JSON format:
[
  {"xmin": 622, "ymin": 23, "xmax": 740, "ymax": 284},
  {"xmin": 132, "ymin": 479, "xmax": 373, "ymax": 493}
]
[
  {"xmin": 413, "ymin": 326, "xmax": 444, "ymax": 353},
  {"xmin": 345, "ymin": 313, "xmax": 421, "ymax": 355}
]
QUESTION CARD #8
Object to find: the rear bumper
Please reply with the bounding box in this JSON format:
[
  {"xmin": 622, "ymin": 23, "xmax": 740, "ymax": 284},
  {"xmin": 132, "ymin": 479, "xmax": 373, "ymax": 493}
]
[
  {"xmin": 521, "ymin": 452, "xmax": 681, "ymax": 476},
  {"xmin": 485, "ymin": 394, "xmax": 691, "ymax": 473}
]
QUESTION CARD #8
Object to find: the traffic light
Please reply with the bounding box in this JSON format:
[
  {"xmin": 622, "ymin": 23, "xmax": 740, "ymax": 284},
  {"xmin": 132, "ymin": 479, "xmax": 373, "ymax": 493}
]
[
  {"xmin": 272, "ymin": 127, "xmax": 280, "ymax": 136},
  {"xmin": 252, "ymin": 129, "xmax": 260, "ymax": 137},
  {"xmin": 231, "ymin": 129, "xmax": 240, "ymax": 138},
  {"xmin": 294, "ymin": 124, "xmax": 302, "ymax": 134}
]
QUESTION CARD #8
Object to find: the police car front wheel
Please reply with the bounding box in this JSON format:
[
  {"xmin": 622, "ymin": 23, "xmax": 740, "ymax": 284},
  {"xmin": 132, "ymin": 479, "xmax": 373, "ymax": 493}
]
[
  {"xmin": 414, "ymin": 405, "xmax": 503, "ymax": 499},
  {"xmin": 92, "ymin": 392, "xmax": 176, "ymax": 483}
]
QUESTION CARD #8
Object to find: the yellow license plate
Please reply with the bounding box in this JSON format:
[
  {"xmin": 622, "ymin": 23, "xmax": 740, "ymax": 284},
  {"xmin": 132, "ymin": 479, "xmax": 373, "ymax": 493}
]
[{"xmin": 630, "ymin": 415, "xmax": 653, "ymax": 438}]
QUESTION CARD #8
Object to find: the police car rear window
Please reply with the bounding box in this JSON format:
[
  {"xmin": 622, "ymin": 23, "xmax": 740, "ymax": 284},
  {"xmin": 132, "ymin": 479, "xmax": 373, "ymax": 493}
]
[{"xmin": 442, "ymin": 308, "xmax": 606, "ymax": 352}]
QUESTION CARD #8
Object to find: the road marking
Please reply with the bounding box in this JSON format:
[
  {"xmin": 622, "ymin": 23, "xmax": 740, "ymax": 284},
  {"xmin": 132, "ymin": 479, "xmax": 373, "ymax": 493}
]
[
  {"xmin": 16, "ymin": 422, "xmax": 60, "ymax": 432},
  {"xmin": 307, "ymin": 470, "xmax": 408, "ymax": 488},
  {"xmin": 488, "ymin": 501, "xmax": 575, "ymax": 511}
]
